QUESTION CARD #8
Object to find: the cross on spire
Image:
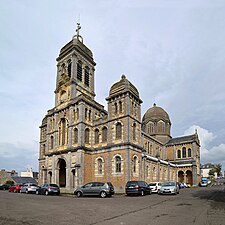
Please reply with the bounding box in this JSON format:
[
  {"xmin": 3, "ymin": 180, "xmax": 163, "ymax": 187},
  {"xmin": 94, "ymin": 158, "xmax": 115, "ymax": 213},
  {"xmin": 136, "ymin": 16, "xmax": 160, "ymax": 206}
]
[
  {"xmin": 73, "ymin": 22, "xmax": 83, "ymax": 43},
  {"xmin": 76, "ymin": 22, "xmax": 81, "ymax": 37}
]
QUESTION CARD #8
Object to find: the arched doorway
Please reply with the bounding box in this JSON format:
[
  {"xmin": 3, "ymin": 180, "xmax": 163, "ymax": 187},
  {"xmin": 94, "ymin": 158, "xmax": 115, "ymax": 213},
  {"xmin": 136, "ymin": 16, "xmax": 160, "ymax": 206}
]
[
  {"xmin": 178, "ymin": 171, "xmax": 184, "ymax": 182},
  {"xmin": 58, "ymin": 159, "xmax": 66, "ymax": 187},
  {"xmin": 186, "ymin": 170, "xmax": 193, "ymax": 185},
  {"xmin": 48, "ymin": 171, "xmax": 52, "ymax": 184}
]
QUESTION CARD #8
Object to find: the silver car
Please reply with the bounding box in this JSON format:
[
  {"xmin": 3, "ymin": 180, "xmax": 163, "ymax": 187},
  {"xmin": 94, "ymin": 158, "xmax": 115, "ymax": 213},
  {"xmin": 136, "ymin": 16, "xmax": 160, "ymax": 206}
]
[
  {"xmin": 74, "ymin": 182, "xmax": 114, "ymax": 198},
  {"xmin": 158, "ymin": 181, "xmax": 179, "ymax": 195},
  {"xmin": 20, "ymin": 183, "xmax": 39, "ymax": 194}
]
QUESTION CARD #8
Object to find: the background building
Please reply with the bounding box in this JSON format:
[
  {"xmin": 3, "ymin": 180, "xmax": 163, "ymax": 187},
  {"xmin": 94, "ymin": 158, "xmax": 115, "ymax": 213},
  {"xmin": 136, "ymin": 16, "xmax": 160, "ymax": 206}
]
[
  {"xmin": 39, "ymin": 24, "xmax": 201, "ymax": 193},
  {"xmin": 0, "ymin": 169, "xmax": 18, "ymax": 184}
]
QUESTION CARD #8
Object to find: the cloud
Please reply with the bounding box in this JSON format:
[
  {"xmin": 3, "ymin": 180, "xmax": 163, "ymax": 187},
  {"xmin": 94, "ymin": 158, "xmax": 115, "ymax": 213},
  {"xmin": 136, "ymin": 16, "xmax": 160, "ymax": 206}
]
[
  {"xmin": 0, "ymin": 142, "xmax": 39, "ymax": 173},
  {"xmin": 184, "ymin": 125, "xmax": 225, "ymax": 171}
]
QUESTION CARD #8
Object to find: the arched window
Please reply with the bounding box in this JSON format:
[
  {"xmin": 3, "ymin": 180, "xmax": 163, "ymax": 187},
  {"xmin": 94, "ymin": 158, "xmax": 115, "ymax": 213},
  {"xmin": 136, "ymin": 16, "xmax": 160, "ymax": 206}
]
[
  {"xmin": 115, "ymin": 102, "xmax": 118, "ymax": 114},
  {"xmin": 97, "ymin": 158, "xmax": 103, "ymax": 174},
  {"xmin": 61, "ymin": 63, "xmax": 65, "ymax": 74},
  {"xmin": 146, "ymin": 165, "xmax": 149, "ymax": 178},
  {"xmin": 115, "ymin": 156, "xmax": 121, "ymax": 173},
  {"xmin": 42, "ymin": 144, "xmax": 45, "ymax": 155},
  {"xmin": 133, "ymin": 123, "xmax": 136, "ymax": 140},
  {"xmin": 102, "ymin": 127, "xmax": 107, "ymax": 142},
  {"xmin": 116, "ymin": 123, "xmax": 122, "ymax": 139},
  {"xmin": 59, "ymin": 118, "xmax": 68, "ymax": 146},
  {"xmin": 133, "ymin": 156, "xmax": 138, "ymax": 173},
  {"xmin": 77, "ymin": 60, "xmax": 82, "ymax": 81},
  {"xmin": 67, "ymin": 60, "xmax": 72, "ymax": 78},
  {"xmin": 88, "ymin": 110, "xmax": 91, "ymax": 121},
  {"xmin": 85, "ymin": 108, "xmax": 88, "ymax": 120},
  {"xmin": 95, "ymin": 129, "xmax": 99, "ymax": 144},
  {"xmin": 150, "ymin": 122, "xmax": 154, "ymax": 133},
  {"xmin": 188, "ymin": 148, "xmax": 192, "ymax": 157},
  {"xmin": 76, "ymin": 108, "xmax": 79, "ymax": 121},
  {"xmin": 158, "ymin": 121, "xmax": 165, "ymax": 133},
  {"xmin": 50, "ymin": 136, "xmax": 54, "ymax": 149},
  {"xmin": 150, "ymin": 144, "xmax": 153, "ymax": 155},
  {"xmin": 84, "ymin": 66, "xmax": 90, "ymax": 86},
  {"xmin": 85, "ymin": 128, "xmax": 90, "ymax": 144},
  {"xmin": 74, "ymin": 128, "xmax": 78, "ymax": 144},
  {"xmin": 177, "ymin": 149, "xmax": 181, "ymax": 158},
  {"xmin": 119, "ymin": 101, "xmax": 122, "ymax": 113},
  {"xmin": 182, "ymin": 147, "xmax": 186, "ymax": 158}
]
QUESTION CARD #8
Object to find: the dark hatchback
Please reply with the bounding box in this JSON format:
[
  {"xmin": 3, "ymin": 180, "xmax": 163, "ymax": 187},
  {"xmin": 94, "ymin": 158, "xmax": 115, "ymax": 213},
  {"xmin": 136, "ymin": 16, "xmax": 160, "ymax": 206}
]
[
  {"xmin": 36, "ymin": 183, "xmax": 60, "ymax": 196},
  {"xmin": 125, "ymin": 181, "xmax": 151, "ymax": 196},
  {"xmin": 0, "ymin": 184, "xmax": 10, "ymax": 190},
  {"xmin": 74, "ymin": 182, "xmax": 114, "ymax": 198}
]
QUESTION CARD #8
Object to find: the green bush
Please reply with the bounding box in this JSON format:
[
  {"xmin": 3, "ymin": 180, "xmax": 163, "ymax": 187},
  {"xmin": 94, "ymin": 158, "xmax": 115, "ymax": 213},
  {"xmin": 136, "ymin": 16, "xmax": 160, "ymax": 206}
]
[{"xmin": 5, "ymin": 180, "xmax": 14, "ymax": 185}]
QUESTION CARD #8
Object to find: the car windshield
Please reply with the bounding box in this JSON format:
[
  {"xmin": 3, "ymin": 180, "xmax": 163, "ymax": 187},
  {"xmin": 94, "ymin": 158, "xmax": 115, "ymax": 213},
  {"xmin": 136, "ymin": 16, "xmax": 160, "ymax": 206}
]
[
  {"xmin": 126, "ymin": 181, "xmax": 138, "ymax": 187},
  {"xmin": 149, "ymin": 183, "xmax": 156, "ymax": 186},
  {"xmin": 162, "ymin": 182, "xmax": 176, "ymax": 187},
  {"xmin": 50, "ymin": 184, "xmax": 58, "ymax": 187}
]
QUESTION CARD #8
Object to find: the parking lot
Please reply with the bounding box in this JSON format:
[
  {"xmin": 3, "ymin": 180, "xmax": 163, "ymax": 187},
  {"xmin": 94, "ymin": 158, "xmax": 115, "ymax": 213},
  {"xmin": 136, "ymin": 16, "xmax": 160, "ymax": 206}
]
[{"xmin": 1, "ymin": 185, "xmax": 225, "ymax": 225}]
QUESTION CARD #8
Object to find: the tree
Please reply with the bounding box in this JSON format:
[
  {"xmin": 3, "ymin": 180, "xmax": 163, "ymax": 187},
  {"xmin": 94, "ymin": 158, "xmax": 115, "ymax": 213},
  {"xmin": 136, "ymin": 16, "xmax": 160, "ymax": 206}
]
[
  {"xmin": 208, "ymin": 168, "xmax": 216, "ymax": 176},
  {"xmin": 214, "ymin": 164, "xmax": 222, "ymax": 177}
]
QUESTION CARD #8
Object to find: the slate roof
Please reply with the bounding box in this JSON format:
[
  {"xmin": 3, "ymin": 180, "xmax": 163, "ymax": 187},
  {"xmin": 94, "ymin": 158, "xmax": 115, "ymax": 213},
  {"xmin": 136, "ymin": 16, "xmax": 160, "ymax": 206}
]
[
  {"xmin": 11, "ymin": 176, "xmax": 37, "ymax": 185},
  {"xmin": 166, "ymin": 134, "xmax": 196, "ymax": 146}
]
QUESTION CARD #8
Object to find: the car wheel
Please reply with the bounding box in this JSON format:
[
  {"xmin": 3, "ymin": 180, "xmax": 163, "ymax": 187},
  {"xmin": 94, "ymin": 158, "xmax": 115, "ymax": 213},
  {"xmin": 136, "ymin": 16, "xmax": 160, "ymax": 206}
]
[
  {"xmin": 100, "ymin": 191, "xmax": 107, "ymax": 198},
  {"xmin": 76, "ymin": 191, "xmax": 82, "ymax": 197},
  {"xmin": 26, "ymin": 190, "xmax": 29, "ymax": 194},
  {"xmin": 141, "ymin": 190, "xmax": 145, "ymax": 196},
  {"xmin": 36, "ymin": 190, "xmax": 39, "ymax": 195},
  {"xmin": 149, "ymin": 190, "xmax": 152, "ymax": 195},
  {"xmin": 45, "ymin": 190, "xmax": 49, "ymax": 196}
]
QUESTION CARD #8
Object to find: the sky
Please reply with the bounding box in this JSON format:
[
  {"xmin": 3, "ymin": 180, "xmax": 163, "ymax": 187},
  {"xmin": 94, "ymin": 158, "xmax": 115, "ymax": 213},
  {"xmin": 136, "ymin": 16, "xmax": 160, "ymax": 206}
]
[{"xmin": 1, "ymin": 0, "xmax": 225, "ymax": 174}]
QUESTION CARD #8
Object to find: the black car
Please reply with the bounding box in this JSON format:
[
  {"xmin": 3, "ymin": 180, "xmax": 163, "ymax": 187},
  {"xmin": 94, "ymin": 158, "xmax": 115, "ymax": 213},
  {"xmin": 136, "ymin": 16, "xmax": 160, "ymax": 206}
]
[
  {"xmin": 36, "ymin": 183, "xmax": 60, "ymax": 196},
  {"xmin": 74, "ymin": 182, "xmax": 114, "ymax": 198},
  {"xmin": 0, "ymin": 184, "xmax": 10, "ymax": 190},
  {"xmin": 125, "ymin": 181, "xmax": 151, "ymax": 196}
]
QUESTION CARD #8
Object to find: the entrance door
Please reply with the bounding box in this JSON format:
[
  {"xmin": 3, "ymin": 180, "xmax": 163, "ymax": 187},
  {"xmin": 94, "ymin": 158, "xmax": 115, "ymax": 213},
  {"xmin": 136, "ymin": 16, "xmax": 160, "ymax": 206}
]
[
  {"xmin": 178, "ymin": 171, "xmax": 184, "ymax": 182},
  {"xmin": 58, "ymin": 159, "xmax": 66, "ymax": 187}
]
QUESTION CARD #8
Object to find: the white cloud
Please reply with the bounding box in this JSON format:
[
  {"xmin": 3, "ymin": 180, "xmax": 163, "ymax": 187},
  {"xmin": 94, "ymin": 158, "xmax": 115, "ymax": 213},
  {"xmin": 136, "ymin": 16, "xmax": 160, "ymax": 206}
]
[
  {"xmin": 184, "ymin": 125, "xmax": 225, "ymax": 171},
  {"xmin": 0, "ymin": 142, "xmax": 38, "ymax": 173}
]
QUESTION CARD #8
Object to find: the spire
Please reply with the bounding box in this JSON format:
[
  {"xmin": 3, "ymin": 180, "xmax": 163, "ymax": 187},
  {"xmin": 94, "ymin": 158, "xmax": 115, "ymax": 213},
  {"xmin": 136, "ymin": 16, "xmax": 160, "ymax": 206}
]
[{"xmin": 73, "ymin": 22, "xmax": 83, "ymax": 43}]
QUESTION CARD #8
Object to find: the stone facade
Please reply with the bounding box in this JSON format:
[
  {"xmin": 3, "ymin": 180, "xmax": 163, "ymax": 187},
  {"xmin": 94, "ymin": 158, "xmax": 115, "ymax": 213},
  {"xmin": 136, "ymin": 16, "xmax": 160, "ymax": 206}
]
[{"xmin": 39, "ymin": 26, "xmax": 201, "ymax": 193}]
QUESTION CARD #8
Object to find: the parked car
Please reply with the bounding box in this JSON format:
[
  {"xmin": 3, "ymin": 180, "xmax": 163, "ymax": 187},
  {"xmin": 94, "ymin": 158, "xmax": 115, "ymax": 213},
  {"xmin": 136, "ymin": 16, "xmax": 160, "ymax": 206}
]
[
  {"xmin": 36, "ymin": 183, "xmax": 60, "ymax": 196},
  {"xmin": 149, "ymin": 182, "xmax": 162, "ymax": 193},
  {"xmin": 20, "ymin": 183, "xmax": 39, "ymax": 194},
  {"xmin": 8, "ymin": 185, "xmax": 16, "ymax": 192},
  {"xmin": 158, "ymin": 181, "xmax": 179, "ymax": 195},
  {"xmin": 15, "ymin": 184, "xmax": 23, "ymax": 193},
  {"xmin": 9, "ymin": 184, "xmax": 23, "ymax": 193},
  {"xmin": 0, "ymin": 184, "xmax": 10, "ymax": 190},
  {"xmin": 199, "ymin": 181, "xmax": 208, "ymax": 187},
  {"xmin": 74, "ymin": 182, "xmax": 114, "ymax": 198},
  {"xmin": 125, "ymin": 181, "xmax": 151, "ymax": 196}
]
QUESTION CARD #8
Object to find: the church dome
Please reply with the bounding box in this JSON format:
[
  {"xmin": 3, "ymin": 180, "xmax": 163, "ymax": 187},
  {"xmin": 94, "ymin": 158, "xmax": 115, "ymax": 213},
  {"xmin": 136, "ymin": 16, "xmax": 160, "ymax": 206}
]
[
  {"xmin": 142, "ymin": 103, "xmax": 171, "ymax": 124},
  {"xmin": 109, "ymin": 75, "xmax": 140, "ymax": 99}
]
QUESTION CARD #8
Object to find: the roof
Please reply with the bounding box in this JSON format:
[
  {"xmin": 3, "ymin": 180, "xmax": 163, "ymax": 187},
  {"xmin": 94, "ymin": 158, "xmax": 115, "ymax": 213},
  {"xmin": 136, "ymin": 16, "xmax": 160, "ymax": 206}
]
[
  {"xmin": 11, "ymin": 177, "xmax": 38, "ymax": 185},
  {"xmin": 166, "ymin": 134, "xmax": 196, "ymax": 146},
  {"xmin": 142, "ymin": 103, "xmax": 171, "ymax": 124},
  {"xmin": 108, "ymin": 75, "xmax": 140, "ymax": 100}
]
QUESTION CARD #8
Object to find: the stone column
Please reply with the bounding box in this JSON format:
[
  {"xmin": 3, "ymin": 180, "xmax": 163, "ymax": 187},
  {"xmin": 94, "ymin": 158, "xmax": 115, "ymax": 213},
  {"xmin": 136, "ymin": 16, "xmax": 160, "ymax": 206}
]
[
  {"xmin": 126, "ymin": 148, "xmax": 130, "ymax": 181},
  {"xmin": 184, "ymin": 171, "xmax": 187, "ymax": 183}
]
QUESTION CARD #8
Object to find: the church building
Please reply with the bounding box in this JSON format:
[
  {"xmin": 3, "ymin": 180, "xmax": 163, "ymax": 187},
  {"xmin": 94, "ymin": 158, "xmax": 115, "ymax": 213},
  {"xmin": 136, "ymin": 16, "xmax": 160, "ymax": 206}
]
[{"xmin": 39, "ymin": 24, "xmax": 201, "ymax": 193}]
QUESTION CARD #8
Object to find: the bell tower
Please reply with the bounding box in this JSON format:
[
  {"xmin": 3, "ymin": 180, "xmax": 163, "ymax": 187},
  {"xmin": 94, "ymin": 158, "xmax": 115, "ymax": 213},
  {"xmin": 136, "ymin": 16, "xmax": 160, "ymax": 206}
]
[{"xmin": 55, "ymin": 23, "xmax": 96, "ymax": 108}]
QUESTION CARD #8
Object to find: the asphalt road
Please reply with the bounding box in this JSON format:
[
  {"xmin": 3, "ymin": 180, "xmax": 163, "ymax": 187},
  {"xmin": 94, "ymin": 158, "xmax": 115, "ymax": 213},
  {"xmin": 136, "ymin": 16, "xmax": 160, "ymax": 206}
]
[{"xmin": 0, "ymin": 185, "xmax": 225, "ymax": 225}]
